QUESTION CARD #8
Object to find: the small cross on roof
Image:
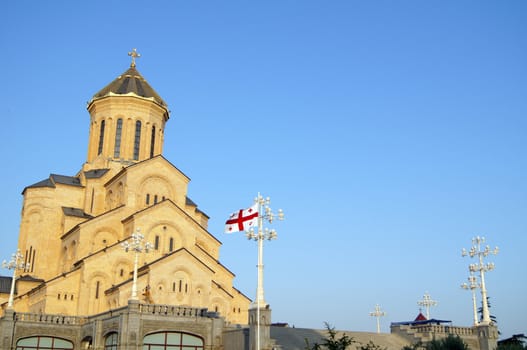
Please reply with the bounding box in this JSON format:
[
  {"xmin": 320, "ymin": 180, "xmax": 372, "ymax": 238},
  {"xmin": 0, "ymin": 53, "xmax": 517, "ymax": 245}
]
[{"xmin": 128, "ymin": 48, "xmax": 141, "ymax": 67}]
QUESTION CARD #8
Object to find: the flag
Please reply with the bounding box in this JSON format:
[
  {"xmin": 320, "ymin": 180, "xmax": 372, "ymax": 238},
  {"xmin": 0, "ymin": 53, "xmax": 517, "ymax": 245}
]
[{"xmin": 225, "ymin": 203, "xmax": 259, "ymax": 233}]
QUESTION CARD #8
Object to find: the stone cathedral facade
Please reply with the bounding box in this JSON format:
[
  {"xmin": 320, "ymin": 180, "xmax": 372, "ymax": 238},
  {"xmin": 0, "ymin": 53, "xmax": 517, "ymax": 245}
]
[{"xmin": 0, "ymin": 54, "xmax": 257, "ymax": 349}]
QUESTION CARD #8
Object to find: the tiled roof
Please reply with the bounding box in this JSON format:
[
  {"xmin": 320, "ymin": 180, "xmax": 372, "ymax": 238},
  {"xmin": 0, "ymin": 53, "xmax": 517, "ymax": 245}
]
[
  {"xmin": 50, "ymin": 174, "xmax": 81, "ymax": 186},
  {"xmin": 415, "ymin": 312, "xmax": 427, "ymax": 321},
  {"xmin": 25, "ymin": 174, "xmax": 82, "ymax": 191},
  {"xmin": 62, "ymin": 207, "xmax": 93, "ymax": 219},
  {"xmin": 26, "ymin": 178, "xmax": 54, "ymax": 189},
  {"xmin": 84, "ymin": 169, "xmax": 109, "ymax": 179},
  {"xmin": 91, "ymin": 66, "xmax": 167, "ymax": 108}
]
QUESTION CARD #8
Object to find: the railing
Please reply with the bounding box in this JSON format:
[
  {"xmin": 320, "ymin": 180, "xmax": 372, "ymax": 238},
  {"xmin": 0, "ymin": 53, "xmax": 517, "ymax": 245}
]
[
  {"xmin": 4, "ymin": 303, "xmax": 214, "ymax": 325},
  {"xmin": 139, "ymin": 304, "xmax": 209, "ymax": 318},
  {"xmin": 393, "ymin": 324, "xmax": 476, "ymax": 337},
  {"xmin": 411, "ymin": 324, "xmax": 475, "ymax": 336},
  {"xmin": 14, "ymin": 312, "xmax": 87, "ymax": 325}
]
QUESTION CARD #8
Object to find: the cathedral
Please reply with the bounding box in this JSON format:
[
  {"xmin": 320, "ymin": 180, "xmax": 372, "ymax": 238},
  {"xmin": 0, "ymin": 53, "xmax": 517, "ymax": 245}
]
[
  {"xmin": 0, "ymin": 51, "xmax": 254, "ymax": 349},
  {"xmin": 0, "ymin": 52, "xmax": 499, "ymax": 350}
]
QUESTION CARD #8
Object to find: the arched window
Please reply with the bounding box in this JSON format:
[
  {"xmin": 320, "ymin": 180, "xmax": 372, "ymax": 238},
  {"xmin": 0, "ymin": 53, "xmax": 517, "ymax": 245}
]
[
  {"xmin": 154, "ymin": 235, "xmax": 160, "ymax": 250},
  {"xmin": 169, "ymin": 237, "xmax": 174, "ymax": 252},
  {"xmin": 150, "ymin": 125, "xmax": 156, "ymax": 158},
  {"xmin": 143, "ymin": 332, "xmax": 204, "ymax": 350},
  {"xmin": 16, "ymin": 336, "xmax": 73, "ymax": 350},
  {"xmin": 104, "ymin": 332, "xmax": 118, "ymax": 350},
  {"xmin": 98, "ymin": 120, "xmax": 106, "ymax": 155},
  {"xmin": 133, "ymin": 120, "xmax": 141, "ymax": 160},
  {"xmin": 95, "ymin": 281, "xmax": 100, "ymax": 299},
  {"xmin": 114, "ymin": 118, "xmax": 123, "ymax": 158}
]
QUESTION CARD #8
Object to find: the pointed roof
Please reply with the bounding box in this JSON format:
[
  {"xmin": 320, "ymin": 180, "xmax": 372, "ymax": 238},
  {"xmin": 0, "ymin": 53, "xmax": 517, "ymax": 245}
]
[
  {"xmin": 414, "ymin": 312, "xmax": 427, "ymax": 321},
  {"xmin": 90, "ymin": 65, "xmax": 167, "ymax": 108}
]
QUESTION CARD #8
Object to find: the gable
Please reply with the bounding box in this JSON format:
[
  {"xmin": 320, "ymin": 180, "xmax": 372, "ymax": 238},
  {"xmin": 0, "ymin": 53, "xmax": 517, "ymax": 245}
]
[
  {"xmin": 105, "ymin": 156, "xmax": 191, "ymax": 210},
  {"xmin": 121, "ymin": 199, "xmax": 220, "ymax": 256}
]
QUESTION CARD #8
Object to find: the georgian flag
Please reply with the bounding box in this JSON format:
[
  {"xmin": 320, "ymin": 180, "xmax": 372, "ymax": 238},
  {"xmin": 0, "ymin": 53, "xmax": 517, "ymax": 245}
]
[{"xmin": 225, "ymin": 203, "xmax": 259, "ymax": 233}]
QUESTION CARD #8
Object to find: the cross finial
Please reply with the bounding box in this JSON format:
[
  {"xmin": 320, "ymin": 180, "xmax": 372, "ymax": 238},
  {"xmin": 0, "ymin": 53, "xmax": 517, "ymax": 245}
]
[
  {"xmin": 417, "ymin": 292, "xmax": 438, "ymax": 319},
  {"xmin": 128, "ymin": 48, "xmax": 141, "ymax": 68},
  {"xmin": 369, "ymin": 304, "xmax": 386, "ymax": 333}
]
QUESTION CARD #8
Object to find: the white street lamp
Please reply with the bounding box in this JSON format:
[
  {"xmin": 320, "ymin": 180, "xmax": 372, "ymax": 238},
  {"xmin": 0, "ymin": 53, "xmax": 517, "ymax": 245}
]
[
  {"xmin": 417, "ymin": 292, "xmax": 437, "ymax": 320},
  {"xmin": 461, "ymin": 271, "xmax": 480, "ymax": 326},
  {"xmin": 462, "ymin": 236, "xmax": 498, "ymax": 325},
  {"xmin": 245, "ymin": 193, "xmax": 284, "ymax": 350},
  {"xmin": 2, "ymin": 249, "xmax": 27, "ymax": 309},
  {"xmin": 121, "ymin": 228, "xmax": 153, "ymax": 300},
  {"xmin": 369, "ymin": 304, "xmax": 386, "ymax": 333}
]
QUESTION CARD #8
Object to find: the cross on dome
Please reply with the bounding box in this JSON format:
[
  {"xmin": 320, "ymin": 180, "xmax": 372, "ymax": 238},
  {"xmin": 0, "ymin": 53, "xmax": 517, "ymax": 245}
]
[{"xmin": 128, "ymin": 48, "xmax": 141, "ymax": 67}]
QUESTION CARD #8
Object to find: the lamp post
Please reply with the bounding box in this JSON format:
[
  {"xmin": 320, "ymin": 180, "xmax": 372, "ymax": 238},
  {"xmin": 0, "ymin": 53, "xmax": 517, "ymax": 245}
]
[
  {"xmin": 245, "ymin": 193, "xmax": 284, "ymax": 350},
  {"xmin": 462, "ymin": 236, "xmax": 498, "ymax": 325},
  {"xmin": 2, "ymin": 249, "xmax": 27, "ymax": 309},
  {"xmin": 461, "ymin": 271, "xmax": 480, "ymax": 326},
  {"xmin": 417, "ymin": 292, "xmax": 437, "ymax": 320},
  {"xmin": 121, "ymin": 228, "xmax": 153, "ymax": 300},
  {"xmin": 369, "ymin": 304, "xmax": 386, "ymax": 333}
]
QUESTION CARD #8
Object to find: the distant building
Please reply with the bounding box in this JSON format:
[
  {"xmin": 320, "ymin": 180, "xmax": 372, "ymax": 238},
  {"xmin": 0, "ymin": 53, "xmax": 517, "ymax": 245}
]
[{"xmin": 391, "ymin": 312, "xmax": 498, "ymax": 350}]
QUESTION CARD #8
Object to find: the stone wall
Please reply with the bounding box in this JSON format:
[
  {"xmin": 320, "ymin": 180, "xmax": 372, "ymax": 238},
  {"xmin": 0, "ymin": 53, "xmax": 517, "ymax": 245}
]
[
  {"xmin": 390, "ymin": 323, "xmax": 498, "ymax": 350},
  {"xmin": 0, "ymin": 300, "xmax": 226, "ymax": 350}
]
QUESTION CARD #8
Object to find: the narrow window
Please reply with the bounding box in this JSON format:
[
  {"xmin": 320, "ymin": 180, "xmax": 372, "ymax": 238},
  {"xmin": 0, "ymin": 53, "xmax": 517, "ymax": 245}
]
[
  {"xmin": 154, "ymin": 195, "xmax": 158, "ymax": 204},
  {"xmin": 114, "ymin": 118, "xmax": 123, "ymax": 158},
  {"xmin": 58, "ymin": 293, "xmax": 61, "ymax": 300},
  {"xmin": 154, "ymin": 235, "xmax": 159, "ymax": 250},
  {"xmin": 133, "ymin": 120, "xmax": 141, "ymax": 160},
  {"xmin": 95, "ymin": 281, "xmax": 100, "ymax": 299},
  {"xmin": 146, "ymin": 194, "xmax": 150, "ymax": 205},
  {"xmin": 31, "ymin": 249, "xmax": 36, "ymax": 273},
  {"xmin": 169, "ymin": 237, "xmax": 174, "ymax": 252},
  {"xmin": 120, "ymin": 269, "xmax": 124, "ymax": 277},
  {"xmin": 185, "ymin": 283, "xmax": 188, "ymax": 293},
  {"xmin": 172, "ymin": 282, "xmax": 176, "ymax": 292},
  {"xmin": 150, "ymin": 125, "xmax": 156, "ymax": 158},
  {"xmin": 90, "ymin": 188, "xmax": 95, "ymax": 213},
  {"xmin": 98, "ymin": 120, "xmax": 106, "ymax": 155},
  {"xmin": 179, "ymin": 280, "xmax": 182, "ymax": 293}
]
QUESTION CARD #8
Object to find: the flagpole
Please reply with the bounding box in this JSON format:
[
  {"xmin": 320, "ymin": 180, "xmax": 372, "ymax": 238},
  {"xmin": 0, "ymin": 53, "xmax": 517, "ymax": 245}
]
[{"xmin": 245, "ymin": 193, "xmax": 284, "ymax": 350}]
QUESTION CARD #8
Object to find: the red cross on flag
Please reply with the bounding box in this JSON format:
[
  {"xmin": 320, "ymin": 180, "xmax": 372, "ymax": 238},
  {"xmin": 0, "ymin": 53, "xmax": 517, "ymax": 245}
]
[{"xmin": 225, "ymin": 203, "xmax": 259, "ymax": 233}]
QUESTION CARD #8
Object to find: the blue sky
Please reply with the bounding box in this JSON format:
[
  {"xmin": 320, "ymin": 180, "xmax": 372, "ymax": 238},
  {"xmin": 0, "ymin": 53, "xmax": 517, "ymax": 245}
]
[{"xmin": 1, "ymin": 0, "xmax": 526, "ymax": 340}]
